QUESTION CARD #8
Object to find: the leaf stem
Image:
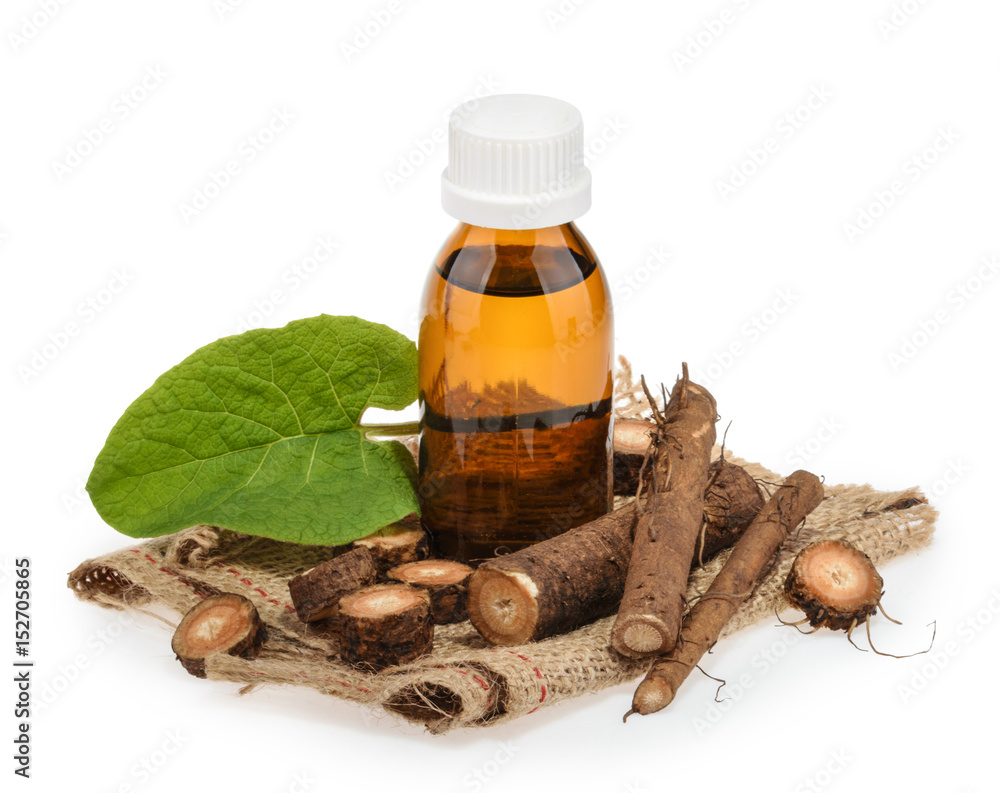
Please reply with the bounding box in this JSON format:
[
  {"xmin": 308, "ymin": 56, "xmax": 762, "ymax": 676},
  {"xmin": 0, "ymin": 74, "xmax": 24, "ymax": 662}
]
[{"xmin": 361, "ymin": 421, "xmax": 420, "ymax": 441}]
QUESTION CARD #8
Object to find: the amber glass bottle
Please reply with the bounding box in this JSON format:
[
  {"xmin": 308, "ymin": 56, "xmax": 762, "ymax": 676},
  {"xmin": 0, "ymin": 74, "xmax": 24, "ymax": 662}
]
[{"xmin": 418, "ymin": 95, "xmax": 614, "ymax": 561}]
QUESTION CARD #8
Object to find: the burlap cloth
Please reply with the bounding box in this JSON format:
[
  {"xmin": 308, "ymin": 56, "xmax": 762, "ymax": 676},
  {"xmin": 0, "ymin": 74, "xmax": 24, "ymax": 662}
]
[{"xmin": 68, "ymin": 361, "xmax": 937, "ymax": 732}]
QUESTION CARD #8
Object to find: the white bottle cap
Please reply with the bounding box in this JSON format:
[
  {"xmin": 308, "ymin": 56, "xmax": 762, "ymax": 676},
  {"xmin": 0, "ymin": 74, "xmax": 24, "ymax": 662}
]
[{"xmin": 441, "ymin": 94, "xmax": 592, "ymax": 230}]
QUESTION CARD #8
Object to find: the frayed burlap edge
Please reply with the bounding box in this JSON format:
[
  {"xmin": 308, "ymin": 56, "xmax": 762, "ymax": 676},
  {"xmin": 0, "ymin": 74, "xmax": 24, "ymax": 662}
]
[{"xmin": 68, "ymin": 359, "xmax": 937, "ymax": 733}]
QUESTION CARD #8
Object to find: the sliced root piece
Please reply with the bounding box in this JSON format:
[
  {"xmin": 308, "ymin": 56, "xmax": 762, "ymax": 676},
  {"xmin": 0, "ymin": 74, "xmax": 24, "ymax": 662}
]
[
  {"xmin": 614, "ymin": 417, "xmax": 656, "ymax": 456},
  {"xmin": 467, "ymin": 568, "xmax": 542, "ymax": 645},
  {"xmin": 353, "ymin": 516, "xmax": 430, "ymax": 579},
  {"xmin": 338, "ymin": 584, "xmax": 433, "ymax": 670},
  {"xmin": 171, "ymin": 594, "xmax": 268, "ymax": 679},
  {"xmin": 387, "ymin": 559, "xmax": 474, "ymax": 624},
  {"xmin": 784, "ymin": 539, "xmax": 883, "ymax": 631},
  {"xmin": 288, "ymin": 547, "xmax": 377, "ymax": 624},
  {"xmin": 621, "ymin": 622, "xmax": 665, "ymax": 655}
]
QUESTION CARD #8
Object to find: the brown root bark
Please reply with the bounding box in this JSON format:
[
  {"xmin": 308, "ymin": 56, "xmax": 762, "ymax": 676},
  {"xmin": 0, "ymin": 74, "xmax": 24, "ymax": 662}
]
[
  {"xmin": 467, "ymin": 504, "xmax": 637, "ymax": 645},
  {"xmin": 626, "ymin": 470, "xmax": 824, "ymax": 718},
  {"xmin": 288, "ymin": 547, "xmax": 377, "ymax": 624},
  {"xmin": 784, "ymin": 539, "xmax": 884, "ymax": 631},
  {"xmin": 697, "ymin": 457, "xmax": 766, "ymax": 566},
  {"xmin": 353, "ymin": 514, "xmax": 431, "ymax": 579},
  {"xmin": 171, "ymin": 593, "xmax": 268, "ymax": 678},
  {"xmin": 611, "ymin": 367, "xmax": 719, "ymax": 659},
  {"xmin": 466, "ymin": 456, "xmax": 762, "ymax": 646},
  {"xmin": 388, "ymin": 559, "xmax": 475, "ymax": 624},
  {"xmin": 338, "ymin": 584, "xmax": 433, "ymax": 670}
]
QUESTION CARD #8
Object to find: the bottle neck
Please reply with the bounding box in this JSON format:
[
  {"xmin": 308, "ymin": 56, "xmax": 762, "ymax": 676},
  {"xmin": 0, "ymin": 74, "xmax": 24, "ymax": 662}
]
[
  {"xmin": 432, "ymin": 220, "xmax": 601, "ymax": 299},
  {"xmin": 442, "ymin": 221, "xmax": 593, "ymax": 256}
]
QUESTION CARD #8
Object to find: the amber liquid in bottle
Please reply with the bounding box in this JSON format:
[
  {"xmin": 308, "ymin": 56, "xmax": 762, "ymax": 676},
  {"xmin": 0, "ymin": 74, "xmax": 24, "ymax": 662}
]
[{"xmin": 418, "ymin": 222, "xmax": 614, "ymax": 562}]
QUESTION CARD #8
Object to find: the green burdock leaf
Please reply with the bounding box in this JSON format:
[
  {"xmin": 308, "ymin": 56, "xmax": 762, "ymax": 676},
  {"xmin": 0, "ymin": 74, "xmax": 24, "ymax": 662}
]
[{"xmin": 86, "ymin": 315, "xmax": 419, "ymax": 545}]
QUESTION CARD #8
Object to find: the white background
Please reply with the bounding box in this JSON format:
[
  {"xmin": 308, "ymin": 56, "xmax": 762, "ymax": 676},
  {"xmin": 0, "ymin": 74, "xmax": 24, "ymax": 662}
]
[{"xmin": 3, "ymin": 1, "xmax": 999, "ymax": 791}]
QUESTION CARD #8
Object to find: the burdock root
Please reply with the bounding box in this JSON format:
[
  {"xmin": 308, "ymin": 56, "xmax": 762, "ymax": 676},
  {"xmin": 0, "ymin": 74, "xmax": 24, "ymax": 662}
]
[
  {"xmin": 611, "ymin": 366, "xmax": 719, "ymax": 659},
  {"xmin": 338, "ymin": 584, "xmax": 433, "ymax": 670},
  {"xmin": 626, "ymin": 470, "xmax": 824, "ymax": 719},
  {"xmin": 781, "ymin": 539, "xmax": 934, "ymax": 657},
  {"xmin": 171, "ymin": 593, "xmax": 268, "ymax": 678},
  {"xmin": 784, "ymin": 539, "xmax": 883, "ymax": 632}
]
